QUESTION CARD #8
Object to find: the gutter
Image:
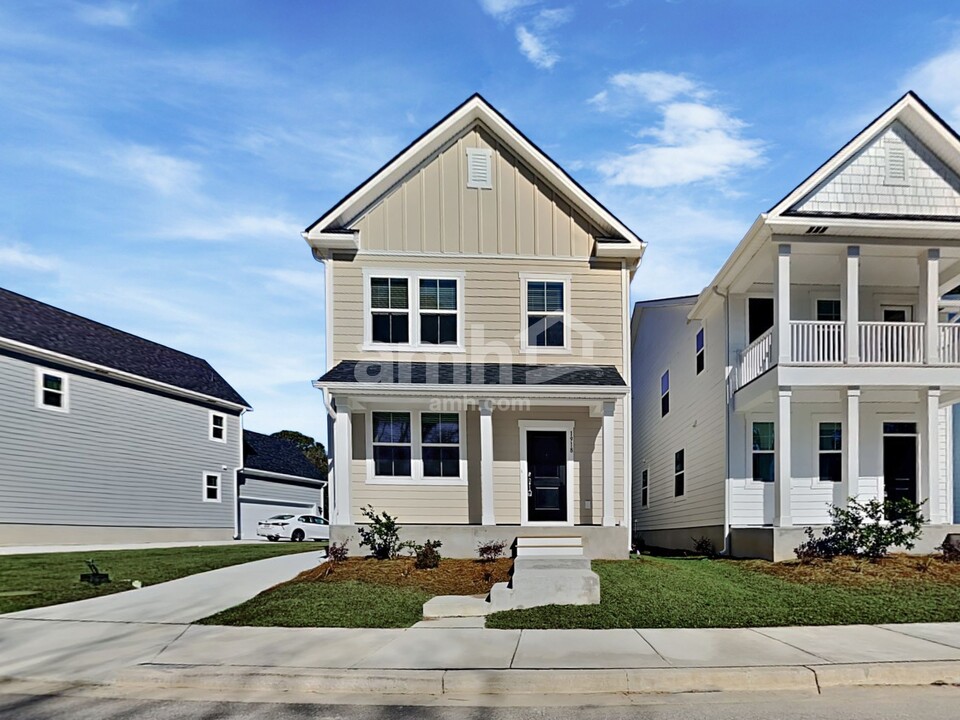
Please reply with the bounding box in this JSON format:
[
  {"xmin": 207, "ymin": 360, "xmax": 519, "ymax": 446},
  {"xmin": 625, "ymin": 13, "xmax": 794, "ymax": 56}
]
[{"xmin": 312, "ymin": 380, "xmax": 630, "ymax": 399}]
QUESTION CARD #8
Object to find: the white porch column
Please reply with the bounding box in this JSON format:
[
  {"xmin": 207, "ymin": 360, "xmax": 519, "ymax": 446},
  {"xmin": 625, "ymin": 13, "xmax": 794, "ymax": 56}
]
[
  {"xmin": 920, "ymin": 387, "xmax": 942, "ymax": 523},
  {"xmin": 774, "ymin": 387, "xmax": 793, "ymax": 527},
  {"xmin": 479, "ymin": 401, "xmax": 496, "ymax": 526},
  {"xmin": 843, "ymin": 246, "xmax": 860, "ymax": 364},
  {"xmin": 602, "ymin": 401, "xmax": 616, "ymax": 527},
  {"xmin": 775, "ymin": 244, "xmax": 792, "ymax": 365},
  {"xmin": 921, "ymin": 249, "xmax": 940, "ymax": 364},
  {"xmin": 332, "ymin": 396, "xmax": 352, "ymax": 525},
  {"xmin": 840, "ymin": 387, "xmax": 860, "ymax": 507}
]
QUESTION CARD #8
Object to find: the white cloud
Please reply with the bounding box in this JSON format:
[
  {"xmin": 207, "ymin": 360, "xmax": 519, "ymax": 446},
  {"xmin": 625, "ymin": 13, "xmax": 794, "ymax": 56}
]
[
  {"xmin": 516, "ymin": 26, "xmax": 558, "ymax": 69},
  {"xmin": 256, "ymin": 268, "xmax": 323, "ymax": 295},
  {"xmin": 593, "ymin": 72, "xmax": 764, "ymax": 188},
  {"xmin": 153, "ymin": 213, "xmax": 301, "ymax": 242},
  {"xmin": 0, "ymin": 243, "xmax": 59, "ymax": 272},
  {"xmin": 111, "ymin": 144, "xmax": 202, "ymax": 196},
  {"xmin": 903, "ymin": 46, "xmax": 960, "ymax": 125},
  {"xmin": 74, "ymin": 2, "xmax": 137, "ymax": 28},
  {"xmin": 478, "ymin": 0, "xmax": 537, "ymax": 20}
]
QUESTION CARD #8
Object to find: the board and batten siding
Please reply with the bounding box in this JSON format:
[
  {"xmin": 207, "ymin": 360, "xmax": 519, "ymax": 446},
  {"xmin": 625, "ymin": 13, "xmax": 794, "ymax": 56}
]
[
  {"xmin": 344, "ymin": 403, "xmax": 625, "ymax": 526},
  {"xmin": 631, "ymin": 301, "xmax": 727, "ymax": 538},
  {"xmin": 331, "ymin": 255, "xmax": 624, "ymax": 369},
  {"xmin": 351, "ymin": 123, "xmax": 603, "ymax": 258},
  {"xmin": 0, "ymin": 353, "xmax": 241, "ymax": 529}
]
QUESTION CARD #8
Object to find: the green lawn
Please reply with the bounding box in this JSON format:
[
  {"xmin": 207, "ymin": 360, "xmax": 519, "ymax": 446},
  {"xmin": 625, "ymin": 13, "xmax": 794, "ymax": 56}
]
[
  {"xmin": 485, "ymin": 556, "xmax": 960, "ymax": 629},
  {"xmin": 0, "ymin": 542, "xmax": 324, "ymax": 614},
  {"xmin": 201, "ymin": 580, "xmax": 430, "ymax": 628}
]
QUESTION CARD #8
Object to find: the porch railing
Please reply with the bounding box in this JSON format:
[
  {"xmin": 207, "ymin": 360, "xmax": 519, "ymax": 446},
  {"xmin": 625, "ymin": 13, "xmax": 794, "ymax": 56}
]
[
  {"xmin": 790, "ymin": 321, "xmax": 844, "ymax": 364},
  {"xmin": 736, "ymin": 328, "xmax": 774, "ymax": 389},
  {"xmin": 859, "ymin": 322, "xmax": 924, "ymax": 364},
  {"xmin": 940, "ymin": 323, "xmax": 960, "ymax": 364}
]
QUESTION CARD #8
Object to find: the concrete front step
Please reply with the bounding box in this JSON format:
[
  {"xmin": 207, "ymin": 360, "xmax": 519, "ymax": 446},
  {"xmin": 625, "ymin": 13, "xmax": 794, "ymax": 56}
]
[
  {"xmin": 515, "ymin": 535, "xmax": 585, "ymax": 557},
  {"xmin": 422, "ymin": 594, "xmax": 491, "ymax": 619}
]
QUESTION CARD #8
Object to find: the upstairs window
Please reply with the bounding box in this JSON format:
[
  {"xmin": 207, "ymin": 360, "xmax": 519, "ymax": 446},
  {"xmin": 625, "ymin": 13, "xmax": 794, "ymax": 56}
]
[
  {"xmin": 525, "ymin": 279, "xmax": 567, "ymax": 349},
  {"xmin": 640, "ymin": 469, "xmax": 649, "ymax": 508},
  {"xmin": 370, "ymin": 277, "xmax": 410, "ymax": 344},
  {"xmin": 752, "ymin": 421, "xmax": 775, "ymax": 482},
  {"xmin": 419, "ymin": 279, "xmax": 458, "ymax": 345},
  {"xmin": 210, "ymin": 412, "xmax": 226, "ymax": 442},
  {"xmin": 660, "ymin": 371, "xmax": 670, "ymax": 417},
  {"xmin": 818, "ymin": 422, "xmax": 842, "ymax": 482},
  {"xmin": 816, "ymin": 299, "xmax": 842, "ymax": 322},
  {"xmin": 695, "ymin": 328, "xmax": 705, "ymax": 375},
  {"xmin": 36, "ymin": 369, "xmax": 68, "ymax": 412},
  {"xmin": 674, "ymin": 450, "xmax": 685, "ymax": 497}
]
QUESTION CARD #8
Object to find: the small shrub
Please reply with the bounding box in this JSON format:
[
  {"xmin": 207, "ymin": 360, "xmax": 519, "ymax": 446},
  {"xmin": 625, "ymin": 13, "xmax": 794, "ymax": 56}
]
[
  {"xmin": 327, "ymin": 541, "xmax": 349, "ymax": 563},
  {"xmin": 794, "ymin": 497, "xmax": 925, "ymax": 561},
  {"xmin": 937, "ymin": 537, "xmax": 960, "ymax": 562},
  {"xmin": 356, "ymin": 505, "xmax": 404, "ymax": 560},
  {"xmin": 691, "ymin": 536, "xmax": 718, "ymax": 558},
  {"xmin": 412, "ymin": 539, "xmax": 442, "ymax": 569},
  {"xmin": 477, "ymin": 539, "xmax": 508, "ymax": 562}
]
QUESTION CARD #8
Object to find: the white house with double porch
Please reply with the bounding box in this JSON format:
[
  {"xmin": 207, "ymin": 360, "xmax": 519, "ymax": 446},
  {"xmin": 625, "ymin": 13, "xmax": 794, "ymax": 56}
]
[{"xmin": 632, "ymin": 92, "xmax": 960, "ymax": 560}]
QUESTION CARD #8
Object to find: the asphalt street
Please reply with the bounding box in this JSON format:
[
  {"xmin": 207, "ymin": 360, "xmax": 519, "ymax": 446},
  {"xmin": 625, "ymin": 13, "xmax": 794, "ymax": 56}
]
[{"xmin": 2, "ymin": 686, "xmax": 960, "ymax": 720}]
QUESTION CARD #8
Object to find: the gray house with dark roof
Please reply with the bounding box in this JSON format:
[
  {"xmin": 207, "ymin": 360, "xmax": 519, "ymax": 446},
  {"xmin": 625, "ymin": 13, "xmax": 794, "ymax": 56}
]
[
  {"xmin": 238, "ymin": 430, "xmax": 328, "ymax": 539},
  {"xmin": 0, "ymin": 287, "xmax": 250, "ymax": 545}
]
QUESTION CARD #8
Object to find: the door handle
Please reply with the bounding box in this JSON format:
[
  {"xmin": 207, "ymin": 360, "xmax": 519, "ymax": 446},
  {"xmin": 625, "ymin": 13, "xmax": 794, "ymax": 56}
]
[{"xmin": 527, "ymin": 472, "xmax": 532, "ymax": 497}]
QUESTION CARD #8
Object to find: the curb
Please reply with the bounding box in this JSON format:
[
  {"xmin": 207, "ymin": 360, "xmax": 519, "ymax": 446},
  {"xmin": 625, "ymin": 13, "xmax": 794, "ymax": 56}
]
[{"xmin": 113, "ymin": 661, "xmax": 960, "ymax": 696}]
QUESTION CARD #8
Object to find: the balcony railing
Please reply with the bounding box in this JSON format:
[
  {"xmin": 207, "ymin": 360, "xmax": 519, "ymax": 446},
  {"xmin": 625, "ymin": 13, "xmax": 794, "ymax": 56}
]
[
  {"xmin": 860, "ymin": 322, "xmax": 924, "ymax": 364},
  {"xmin": 940, "ymin": 323, "xmax": 960, "ymax": 364},
  {"xmin": 791, "ymin": 321, "xmax": 844, "ymax": 364},
  {"xmin": 736, "ymin": 328, "xmax": 774, "ymax": 389}
]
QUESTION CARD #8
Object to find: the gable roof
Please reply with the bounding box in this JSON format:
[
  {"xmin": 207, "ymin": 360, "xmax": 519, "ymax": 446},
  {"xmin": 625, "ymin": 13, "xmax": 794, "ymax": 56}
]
[
  {"xmin": 769, "ymin": 91, "xmax": 960, "ymax": 221},
  {"xmin": 242, "ymin": 430, "xmax": 325, "ymax": 482},
  {"xmin": 303, "ymin": 93, "xmax": 644, "ymax": 259},
  {"xmin": 0, "ymin": 287, "xmax": 249, "ymax": 408}
]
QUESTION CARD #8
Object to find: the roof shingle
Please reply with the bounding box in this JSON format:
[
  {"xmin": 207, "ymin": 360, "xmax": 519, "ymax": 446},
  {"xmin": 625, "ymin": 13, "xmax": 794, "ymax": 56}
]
[
  {"xmin": 243, "ymin": 430, "xmax": 326, "ymax": 481},
  {"xmin": 318, "ymin": 361, "xmax": 626, "ymax": 387}
]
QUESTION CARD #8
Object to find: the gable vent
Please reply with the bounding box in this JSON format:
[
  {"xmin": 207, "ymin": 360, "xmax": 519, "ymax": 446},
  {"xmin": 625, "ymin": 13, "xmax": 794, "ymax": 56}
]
[
  {"xmin": 805, "ymin": 226, "xmax": 829, "ymax": 235},
  {"xmin": 466, "ymin": 148, "xmax": 493, "ymax": 189},
  {"xmin": 884, "ymin": 140, "xmax": 908, "ymax": 186}
]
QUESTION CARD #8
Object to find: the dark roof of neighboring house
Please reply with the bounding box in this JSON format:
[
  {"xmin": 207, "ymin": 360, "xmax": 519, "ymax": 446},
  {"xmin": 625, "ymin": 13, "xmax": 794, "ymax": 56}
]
[
  {"xmin": 243, "ymin": 430, "xmax": 326, "ymax": 481},
  {"xmin": 0, "ymin": 287, "xmax": 249, "ymax": 407},
  {"xmin": 318, "ymin": 361, "xmax": 626, "ymax": 387}
]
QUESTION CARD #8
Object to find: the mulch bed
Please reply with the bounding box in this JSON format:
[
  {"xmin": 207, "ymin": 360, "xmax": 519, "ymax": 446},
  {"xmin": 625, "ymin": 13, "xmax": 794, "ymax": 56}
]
[
  {"xmin": 743, "ymin": 553, "xmax": 960, "ymax": 587},
  {"xmin": 294, "ymin": 557, "xmax": 513, "ymax": 596}
]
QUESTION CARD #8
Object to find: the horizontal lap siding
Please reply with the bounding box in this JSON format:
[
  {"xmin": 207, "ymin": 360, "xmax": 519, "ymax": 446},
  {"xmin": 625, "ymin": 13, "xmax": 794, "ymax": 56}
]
[
  {"xmin": 240, "ymin": 477, "xmax": 323, "ymax": 506},
  {"xmin": 332, "ymin": 256, "xmax": 623, "ymax": 370},
  {"xmin": 0, "ymin": 354, "xmax": 240, "ymax": 528},
  {"xmin": 632, "ymin": 303, "xmax": 727, "ymax": 535}
]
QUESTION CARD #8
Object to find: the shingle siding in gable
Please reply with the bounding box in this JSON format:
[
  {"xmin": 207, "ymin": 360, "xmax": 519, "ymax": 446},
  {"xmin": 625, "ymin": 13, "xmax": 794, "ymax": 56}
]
[
  {"xmin": 791, "ymin": 122, "xmax": 960, "ymax": 218},
  {"xmin": 0, "ymin": 353, "xmax": 241, "ymax": 528}
]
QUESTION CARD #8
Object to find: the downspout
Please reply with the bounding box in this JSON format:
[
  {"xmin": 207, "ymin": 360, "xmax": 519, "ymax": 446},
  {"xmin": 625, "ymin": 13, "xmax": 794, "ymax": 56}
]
[
  {"xmin": 233, "ymin": 407, "xmax": 248, "ymax": 540},
  {"xmin": 712, "ymin": 284, "xmax": 733, "ymax": 556}
]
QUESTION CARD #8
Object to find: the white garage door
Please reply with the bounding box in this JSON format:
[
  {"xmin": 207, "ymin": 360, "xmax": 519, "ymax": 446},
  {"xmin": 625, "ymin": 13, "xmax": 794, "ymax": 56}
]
[{"xmin": 239, "ymin": 497, "xmax": 318, "ymax": 540}]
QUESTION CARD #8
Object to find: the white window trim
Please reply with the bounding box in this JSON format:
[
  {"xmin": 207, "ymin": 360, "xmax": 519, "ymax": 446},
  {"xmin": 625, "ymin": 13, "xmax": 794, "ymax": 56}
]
[
  {"xmin": 519, "ymin": 273, "xmax": 572, "ymax": 354},
  {"xmin": 518, "ymin": 419, "xmax": 575, "ymax": 527},
  {"xmin": 364, "ymin": 409, "xmax": 467, "ymax": 486},
  {"xmin": 209, "ymin": 411, "xmax": 227, "ymax": 443},
  {"xmin": 660, "ymin": 369, "xmax": 670, "ymax": 417},
  {"xmin": 748, "ymin": 416, "xmax": 776, "ymax": 485},
  {"xmin": 673, "ymin": 448, "xmax": 685, "ymax": 499},
  {"xmin": 695, "ymin": 326, "xmax": 705, "ymax": 374},
  {"xmin": 640, "ymin": 467, "xmax": 649, "ymax": 509},
  {"xmin": 812, "ymin": 415, "xmax": 843, "ymax": 486},
  {"xmin": 361, "ymin": 268, "xmax": 466, "ymax": 353},
  {"xmin": 35, "ymin": 367, "xmax": 69, "ymax": 413},
  {"xmin": 203, "ymin": 472, "xmax": 222, "ymax": 503}
]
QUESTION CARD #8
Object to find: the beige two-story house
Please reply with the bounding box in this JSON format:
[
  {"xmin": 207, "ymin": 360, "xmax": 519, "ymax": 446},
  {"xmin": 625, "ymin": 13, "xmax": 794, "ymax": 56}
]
[{"xmin": 304, "ymin": 95, "xmax": 644, "ymax": 558}]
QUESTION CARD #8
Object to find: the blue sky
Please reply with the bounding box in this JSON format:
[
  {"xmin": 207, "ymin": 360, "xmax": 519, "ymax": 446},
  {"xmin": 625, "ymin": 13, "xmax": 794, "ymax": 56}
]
[{"xmin": 2, "ymin": 1, "xmax": 960, "ymax": 441}]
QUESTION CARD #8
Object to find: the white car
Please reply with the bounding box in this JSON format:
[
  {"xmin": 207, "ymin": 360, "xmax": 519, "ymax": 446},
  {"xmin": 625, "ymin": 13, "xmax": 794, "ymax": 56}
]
[{"xmin": 257, "ymin": 514, "xmax": 329, "ymax": 542}]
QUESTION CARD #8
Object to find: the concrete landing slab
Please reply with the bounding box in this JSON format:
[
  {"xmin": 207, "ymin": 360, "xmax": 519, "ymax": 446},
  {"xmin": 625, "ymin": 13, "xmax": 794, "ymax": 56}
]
[
  {"xmin": 152, "ymin": 624, "xmax": 404, "ymax": 669},
  {"xmin": 352, "ymin": 628, "xmax": 520, "ymax": 669},
  {"xmin": 413, "ymin": 617, "xmax": 487, "ymax": 628},
  {"xmin": 422, "ymin": 594, "xmax": 490, "ymax": 619},
  {"xmin": 755, "ymin": 625, "xmax": 960, "ymax": 664},
  {"xmin": 513, "ymin": 629, "xmax": 669, "ymax": 669},
  {"xmin": 638, "ymin": 628, "xmax": 823, "ymax": 667}
]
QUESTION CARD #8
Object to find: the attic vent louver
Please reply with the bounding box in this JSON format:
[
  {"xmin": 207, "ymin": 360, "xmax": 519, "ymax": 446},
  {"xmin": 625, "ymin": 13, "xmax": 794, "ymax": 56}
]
[
  {"xmin": 884, "ymin": 140, "xmax": 908, "ymax": 186},
  {"xmin": 466, "ymin": 148, "xmax": 493, "ymax": 189},
  {"xmin": 805, "ymin": 226, "xmax": 829, "ymax": 235}
]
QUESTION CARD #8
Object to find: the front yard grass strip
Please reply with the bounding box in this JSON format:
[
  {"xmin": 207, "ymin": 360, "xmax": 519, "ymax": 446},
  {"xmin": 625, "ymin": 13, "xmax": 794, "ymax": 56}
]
[
  {"xmin": 485, "ymin": 556, "xmax": 960, "ymax": 629},
  {"xmin": 0, "ymin": 542, "xmax": 323, "ymax": 614}
]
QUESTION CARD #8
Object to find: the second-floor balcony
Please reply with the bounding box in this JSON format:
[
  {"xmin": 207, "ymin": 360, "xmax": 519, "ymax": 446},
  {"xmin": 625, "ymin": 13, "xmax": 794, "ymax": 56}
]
[{"xmin": 735, "ymin": 321, "xmax": 960, "ymax": 390}]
